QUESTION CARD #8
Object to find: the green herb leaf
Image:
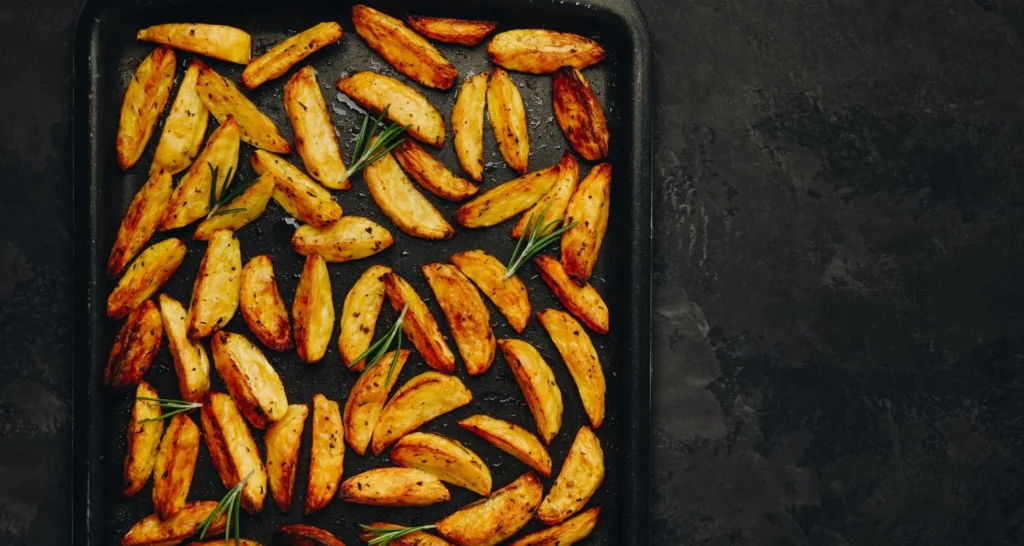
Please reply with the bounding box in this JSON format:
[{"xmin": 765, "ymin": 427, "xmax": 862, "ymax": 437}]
[
  {"xmin": 205, "ymin": 165, "xmax": 252, "ymax": 220},
  {"xmin": 349, "ymin": 303, "xmax": 410, "ymax": 382},
  {"xmin": 359, "ymin": 523, "xmax": 438, "ymax": 546},
  {"xmin": 137, "ymin": 397, "xmax": 203, "ymax": 423},
  {"xmin": 503, "ymin": 203, "xmax": 577, "ymax": 280},
  {"xmin": 344, "ymin": 105, "xmax": 410, "ymax": 179},
  {"xmin": 197, "ymin": 470, "xmax": 254, "ymax": 546}
]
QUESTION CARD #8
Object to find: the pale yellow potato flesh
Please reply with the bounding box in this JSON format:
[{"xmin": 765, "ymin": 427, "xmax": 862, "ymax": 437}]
[
  {"xmin": 242, "ymin": 22, "xmax": 344, "ymax": 89},
  {"xmin": 552, "ymin": 67, "xmax": 610, "ymax": 161},
  {"xmin": 196, "ymin": 61, "xmax": 291, "ymax": 153},
  {"xmin": 352, "ymin": 4, "xmax": 458, "ymax": 90},
  {"xmin": 283, "ymin": 65, "xmax": 349, "ymax": 189},
  {"xmin": 364, "ymin": 151, "xmax": 454, "ymax": 240},
  {"xmin": 251, "ymin": 149, "xmax": 342, "ymax": 227},
  {"xmin": 265, "ymin": 403, "xmax": 308, "ymax": 512},
  {"xmin": 406, "ymin": 16, "xmax": 498, "ymax": 47},
  {"xmin": 487, "ymin": 29, "xmax": 605, "ymax": 74},
  {"xmin": 151, "ymin": 61, "xmax": 209, "ymax": 175},
  {"xmin": 160, "ymin": 117, "xmax": 241, "ymax": 231},
  {"xmin": 535, "ymin": 426, "xmax": 604, "ymax": 525},
  {"xmin": 105, "ymin": 300, "xmax": 162, "ymax": 389},
  {"xmin": 293, "ymin": 253, "xmax": 335, "ymax": 364},
  {"xmin": 371, "ymin": 371, "xmax": 472, "ymax": 455},
  {"xmin": 137, "ymin": 23, "xmax": 251, "ymax": 64},
  {"xmin": 157, "ymin": 294, "xmax": 211, "ymax": 402},
  {"xmin": 239, "ymin": 255, "xmax": 293, "ymax": 352},
  {"xmin": 121, "ymin": 500, "xmax": 226, "ymax": 546},
  {"xmin": 435, "ymin": 472, "xmax": 543, "ymax": 546},
  {"xmin": 452, "ymin": 71, "xmax": 489, "ymax": 182},
  {"xmin": 343, "ymin": 350, "xmax": 410, "ymax": 455},
  {"xmin": 393, "ymin": 140, "xmax": 478, "ymax": 201},
  {"xmin": 360, "ymin": 523, "xmax": 453, "ymax": 546},
  {"xmin": 211, "ymin": 331, "xmax": 288, "ymax": 429},
  {"xmin": 108, "ymin": 168, "xmax": 172, "ymax": 277},
  {"xmin": 117, "ymin": 46, "xmax": 175, "ymax": 171},
  {"xmin": 152, "ymin": 413, "xmax": 200, "ymax": 520},
  {"xmin": 422, "ymin": 263, "xmax": 495, "ymax": 375},
  {"xmin": 107, "ymin": 238, "xmax": 186, "ymax": 319},
  {"xmin": 382, "ymin": 272, "xmax": 456, "ymax": 373},
  {"xmin": 487, "ymin": 67, "xmax": 529, "ymax": 174},
  {"xmin": 561, "ymin": 163, "xmax": 611, "ymax": 285},
  {"xmin": 498, "ymin": 339, "xmax": 563, "ymax": 444},
  {"xmin": 339, "ymin": 265, "xmax": 391, "ymax": 370},
  {"xmin": 537, "ymin": 309, "xmax": 606, "ymax": 429},
  {"xmin": 340, "ymin": 467, "xmax": 451, "ymax": 506},
  {"xmin": 449, "ymin": 249, "xmax": 531, "ymax": 333},
  {"xmin": 186, "ymin": 229, "xmax": 242, "ymax": 339},
  {"xmin": 122, "ymin": 381, "xmax": 164, "ymax": 498},
  {"xmin": 511, "ymin": 151, "xmax": 579, "ymax": 239},
  {"xmin": 533, "ymin": 255, "xmax": 609, "ymax": 334},
  {"xmin": 454, "ymin": 163, "xmax": 560, "ymax": 228},
  {"xmin": 201, "ymin": 392, "xmax": 269, "ymax": 513},
  {"xmin": 509, "ymin": 506, "xmax": 600, "ymax": 546},
  {"xmin": 459, "ymin": 414, "xmax": 552, "ymax": 477},
  {"xmin": 306, "ymin": 394, "xmax": 344, "ymax": 515},
  {"xmin": 193, "ymin": 172, "xmax": 275, "ymax": 241},
  {"xmin": 391, "ymin": 432, "xmax": 492, "ymax": 496},
  {"xmin": 291, "ymin": 216, "xmax": 395, "ymax": 263},
  {"xmin": 336, "ymin": 71, "xmax": 446, "ymax": 147}
]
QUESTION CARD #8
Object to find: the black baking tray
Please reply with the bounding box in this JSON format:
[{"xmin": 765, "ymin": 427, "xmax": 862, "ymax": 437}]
[{"xmin": 73, "ymin": 0, "xmax": 652, "ymax": 544}]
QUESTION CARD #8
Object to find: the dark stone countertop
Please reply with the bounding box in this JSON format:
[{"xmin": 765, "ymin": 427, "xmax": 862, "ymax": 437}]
[{"xmin": 2, "ymin": 0, "xmax": 1024, "ymax": 544}]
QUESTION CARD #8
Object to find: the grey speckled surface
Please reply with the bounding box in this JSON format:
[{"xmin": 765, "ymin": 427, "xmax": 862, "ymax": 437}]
[{"xmin": 2, "ymin": 0, "xmax": 1024, "ymax": 544}]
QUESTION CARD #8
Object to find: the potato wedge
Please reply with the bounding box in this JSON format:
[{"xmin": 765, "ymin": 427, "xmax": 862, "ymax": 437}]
[
  {"xmin": 487, "ymin": 67, "xmax": 529, "ymax": 174},
  {"xmin": 291, "ymin": 217, "xmax": 394, "ymax": 263},
  {"xmin": 538, "ymin": 309, "xmax": 605, "ymax": 428},
  {"xmin": 211, "ymin": 331, "xmax": 288, "ymax": 429},
  {"xmin": 151, "ymin": 61, "xmax": 209, "ymax": 175},
  {"xmin": 339, "ymin": 265, "xmax": 391, "ymax": 370},
  {"xmin": 108, "ymin": 169, "xmax": 172, "ymax": 277},
  {"xmin": 391, "ymin": 432, "xmax": 492, "ymax": 496},
  {"xmin": 511, "ymin": 151, "xmax": 579, "ymax": 239},
  {"xmin": 458, "ymin": 415, "xmax": 552, "ymax": 477},
  {"xmin": 487, "ymin": 30, "xmax": 605, "ymax": 74},
  {"xmin": 364, "ymin": 151, "xmax": 454, "ymax": 240},
  {"xmin": 293, "ymin": 253, "xmax": 334, "ymax": 364},
  {"xmin": 242, "ymin": 22, "xmax": 344, "ymax": 89},
  {"xmin": 533, "ymin": 255, "xmax": 609, "ymax": 334},
  {"xmin": 251, "ymin": 150, "xmax": 343, "ymax": 227},
  {"xmin": 352, "ymin": 5, "xmax": 457, "ymax": 90},
  {"xmin": 498, "ymin": 339, "xmax": 562, "ymax": 444},
  {"xmin": 536, "ymin": 427, "xmax": 604, "ymax": 524},
  {"xmin": 275, "ymin": 524, "xmax": 345, "ymax": 546},
  {"xmin": 454, "ymin": 163, "xmax": 559, "ymax": 228},
  {"xmin": 393, "ymin": 140, "xmax": 478, "ymax": 201},
  {"xmin": 382, "ymin": 272, "xmax": 456, "ymax": 373},
  {"xmin": 158, "ymin": 294, "xmax": 211, "ymax": 402},
  {"xmin": 121, "ymin": 500, "xmax": 226, "ymax": 546},
  {"xmin": 360, "ymin": 523, "xmax": 452, "ymax": 546},
  {"xmin": 435, "ymin": 472, "xmax": 543, "ymax": 546},
  {"xmin": 341, "ymin": 467, "xmax": 450, "ymax": 506},
  {"xmin": 123, "ymin": 381, "xmax": 164, "ymax": 498},
  {"xmin": 343, "ymin": 350, "xmax": 410, "ymax": 454},
  {"xmin": 509, "ymin": 506, "xmax": 600, "ymax": 546},
  {"xmin": 306, "ymin": 393, "xmax": 344, "ymax": 515},
  {"xmin": 105, "ymin": 300, "xmax": 162, "ymax": 389},
  {"xmin": 186, "ymin": 229, "xmax": 241, "ymax": 339},
  {"xmin": 336, "ymin": 72, "xmax": 445, "ymax": 147},
  {"xmin": 265, "ymin": 404, "xmax": 308, "ymax": 512},
  {"xmin": 239, "ymin": 256, "xmax": 293, "ymax": 352},
  {"xmin": 451, "ymin": 71, "xmax": 488, "ymax": 182},
  {"xmin": 422, "ymin": 263, "xmax": 495, "ymax": 375},
  {"xmin": 137, "ymin": 23, "xmax": 251, "ymax": 64},
  {"xmin": 553, "ymin": 67, "xmax": 609, "ymax": 161},
  {"xmin": 283, "ymin": 66, "xmax": 349, "ymax": 189},
  {"xmin": 117, "ymin": 46, "xmax": 176, "ymax": 170},
  {"xmin": 406, "ymin": 16, "xmax": 497, "ymax": 47},
  {"xmin": 561, "ymin": 163, "xmax": 611, "ymax": 285},
  {"xmin": 449, "ymin": 250, "xmax": 530, "ymax": 333},
  {"xmin": 371, "ymin": 371, "xmax": 472, "ymax": 455},
  {"xmin": 193, "ymin": 173, "xmax": 275, "ymax": 241},
  {"xmin": 160, "ymin": 117, "xmax": 241, "ymax": 231},
  {"xmin": 189, "ymin": 540, "xmax": 261, "ymax": 546},
  {"xmin": 196, "ymin": 61, "xmax": 291, "ymax": 153},
  {"xmin": 108, "ymin": 238, "xmax": 186, "ymax": 319},
  {"xmin": 201, "ymin": 392, "xmax": 268, "ymax": 513},
  {"xmin": 152, "ymin": 413, "xmax": 200, "ymax": 520}
]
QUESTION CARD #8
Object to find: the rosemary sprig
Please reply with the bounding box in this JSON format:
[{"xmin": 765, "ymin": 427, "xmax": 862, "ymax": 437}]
[
  {"xmin": 206, "ymin": 162, "xmax": 256, "ymax": 219},
  {"xmin": 360, "ymin": 523, "xmax": 438, "ymax": 546},
  {"xmin": 344, "ymin": 105, "xmax": 410, "ymax": 179},
  {"xmin": 503, "ymin": 203, "xmax": 577, "ymax": 280},
  {"xmin": 198, "ymin": 470, "xmax": 255, "ymax": 546},
  {"xmin": 137, "ymin": 397, "xmax": 202, "ymax": 423},
  {"xmin": 349, "ymin": 303, "xmax": 410, "ymax": 385}
]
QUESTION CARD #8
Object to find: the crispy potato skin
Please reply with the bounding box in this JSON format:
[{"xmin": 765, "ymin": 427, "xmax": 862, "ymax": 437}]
[
  {"xmin": 393, "ymin": 140, "xmax": 478, "ymax": 201},
  {"xmin": 538, "ymin": 309, "xmax": 606, "ymax": 428},
  {"xmin": 365, "ymin": 151, "xmax": 455, "ymax": 240},
  {"xmin": 284, "ymin": 66, "xmax": 349, "ymax": 189},
  {"xmin": 458, "ymin": 415, "xmax": 552, "ymax": 477},
  {"xmin": 291, "ymin": 216, "xmax": 394, "ymax": 263},
  {"xmin": 196, "ymin": 61, "xmax": 291, "ymax": 153},
  {"xmin": 160, "ymin": 117, "xmax": 241, "ymax": 230},
  {"xmin": 343, "ymin": 350, "xmax": 410, "ymax": 455},
  {"xmin": 352, "ymin": 5, "xmax": 458, "ymax": 90},
  {"xmin": 265, "ymin": 404, "xmax": 308, "ymax": 512},
  {"xmin": 158, "ymin": 294, "xmax": 211, "ymax": 402},
  {"xmin": 422, "ymin": 263, "xmax": 495, "ymax": 375},
  {"xmin": 371, "ymin": 371, "xmax": 473, "ymax": 455},
  {"xmin": 511, "ymin": 152, "xmax": 579, "ymax": 239},
  {"xmin": 339, "ymin": 265, "xmax": 392, "ymax": 370},
  {"xmin": 498, "ymin": 340, "xmax": 563, "ymax": 444},
  {"xmin": 211, "ymin": 331, "xmax": 288, "ymax": 429},
  {"xmin": 449, "ymin": 250, "xmax": 531, "ymax": 333},
  {"xmin": 186, "ymin": 230, "xmax": 242, "ymax": 339},
  {"xmin": 509, "ymin": 506, "xmax": 600, "ymax": 546},
  {"xmin": 201, "ymin": 392, "xmax": 268, "ymax": 513},
  {"xmin": 117, "ymin": 46, "xmax": 176, "ymax": 171},
  {"xmin": 152, "ymin": 413, "xmax": 200, "ymax": 520},
  {"xmin": 121, "ymin": 500, "xmax": 226, "ymax": 546},
  {"xmin": 274, "ymin": 524, "xmax": 346, "ymax": 546},
  {"xmin": 487, "ymin": 67, "xmax": 529, "ymax": 174},
  {"xmin": 306, "ymin": 394, "xmax": 344, "ymax": 515},
  {"xmin": 391, "ymin": 432, "xmax": 492, "ymax": 496},
  {"xmin": 406, "ymin": 16, "xmax": 498, "ymax": 47},
  {"xmin": 293, "ymin": 253, "xmax": 335, "ymax": 364},
  {"xmin": 108, "ymin": 238, "xmax": 186, "ymax": 319},
  {"xmin": 123, "ymin": 381, "xmax": 164, "ymax": 498},
  {"xmin": 454, "ymin": 163, "xmax": 559, "ymax": 228},
  {"xmin": 561, "ymin": 163, "xmax": 611, "ymax": 285},
  {"xmin": 336, "ymin": 72, "xmax": 446, "ymax": 147},
  {"xmin": 251, "ymin": 150, "xmax": 343, "ymax": 227},
  {"xmin": 435, "ymin": 472, "xmax": 543, "ymax": 546},
  {"xmin": 452, "ymin": 72, "xmax": 489, "ymax": 182},
  {"xmin": 536, "ymin": 427, "xmax": 604, "ymax": 525},
  {"xmin": 552, "ymin": 67, "xmax": 609, "ymax": 161},
  {"xmin": 360, "ymin": 523, "xmax": 453, "ymax": 546},
  {"xmin": 242, "ymin": 22, "xmax": 344, "ymax": 89},
  {"xmin": 487, "ymin": 30, "xmax": 605, "ymax": 74},
  {"xmin": 383, "ymin": 273, "xmax": 456, "ymax": 373},
  {"xmin": 340, "ymin": 467, "xmax": 451, "ymax": 506},
  {"xmin": 239, "ymin": 256, "xmax": 293, "ymax": 352},
  {"xmin": 108, "ymin": 169, "xmax": 172, "ymax": 277},
  {"xmin": 105, "ymin": 300, "xmax": 163, "ymax": 389},
  {"xmin": 152, "ymin": 62, "xmax": 209, "ymax": 175},
  {"xmin": 137, "ymin": 23, "xmax": 251, "ymax": 64},
  {"xmin": 532, "ymin": 255, "xmax": 609, "ymax": 334},
  {"xmin": 193, "ymin": 173, "xmax": 275, "ymax": 240}
]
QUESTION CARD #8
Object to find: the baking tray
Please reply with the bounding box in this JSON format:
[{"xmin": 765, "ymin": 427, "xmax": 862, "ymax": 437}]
[{"xmin": 73, "ymin": 0, "xmax": 652, "ymax": 544}]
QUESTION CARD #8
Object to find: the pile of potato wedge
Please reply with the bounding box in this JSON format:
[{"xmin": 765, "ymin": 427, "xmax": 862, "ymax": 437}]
[{"xmin": 106, "ymin": 5, "xmax": 616, "ymax": 546}]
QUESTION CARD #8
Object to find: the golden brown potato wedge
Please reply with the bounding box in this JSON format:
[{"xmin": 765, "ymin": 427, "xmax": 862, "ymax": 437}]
[
  {"xmin": 561, "ymin": 163, "xmax": 611, "ymax": 285},
  {"xmin": 449, "ymin": 250, "xmax": 531, "ymax": 333},
  {"xmin": 189, "ymin": 540, "xmax": 261, "ymax": 546},
  {"xmin": 201, "ymin": 392, "xmax": 268, "ymax": 513},
  {"xmin": 291, "ymin": 217, "xmax": 394, "ymax": 263},
  {"xmin": 498, "ymin": 339, "xmax": 563, "ymax": 444},
  {"xmin": 105, "ymin": 300, "xmax": 162, "ymax": 389},
  {"xmin": 343, "ymin": 350, "xmax": 410, "ymax": 454},
  {"xmin": 454, "ymin": 163, "xmax": 560, "ymax": 228},
  {"xmin": 196, "ymin": 61, "xmax": 291, "ymax": 153},
  {"xmin": 553, "ymin": 67, "xmax": 609, "ymax": 161},
  {"xmin": 391, "ymin": 432, "xmax": 492, "ymax": 496},
  {"xmin": 158, "ymin": 294, "xmax": 211, "ymax": 402},
  {"xmin": 108, "ymin": 238, "xmax": 186, "ymax": 319},
  {"xmin": 211, "ymin": 331, "xmax": 288, "ymax": 429},
  {"xmin": 487, "ymin": 30, "xmax": 605, "ymax": 74},
  {"xmin": 435, "ymin": 472, "xmax": 543, "ymax": 546},
  {"xmin": 364, "ymin": 151, "xmax": 455, "ymax": 240},
  {"xmin": 509, "ymin": 506, "xmax": 600, "ymax": 546},
  {"xmin": 151, "ymin": 61, "xmax": 209, "ymax": 175},
  {"xmin": 511, "ymin": 151, "xmax": 579, "ymax": 239},
  {"xmin": 339, "ymin": 265, "xmax": 391, "ymax": 370},
  {"xmin": 538, "ymin": 309, "xmax": 605, "ymax": 428},
  {"xmin": 371, "ymin": 371, "xmax": 472, "ymax": 455},
  {"xmin": 275, "ymin": 524, "xmax": 345, "ymax": 546},
  {"xmin": 251, "ymin": 150, "xmax": 343, "ymax": 227},
  {"xmin": 422, "ymin": 263, "xmax": 495, "ymax": 375},
  {"xmin": 382, "ymin": 272, "xmax": 456, "ymax": 373},
  {"xmin": 123, "ymin": 381, "xmax": 164, "ymax": 498},
  {"xmin": 352, "ymin": 5, "xmax": 458, "ymax": 90},
  {"xmin": 536, "ymin": 427, "xmax": 604, "ymax": 525},
  {"xmin": 336, "ymin": 72, "xmax": 446, "ymax": 147},
  {"xmin": 451, "ymin": 71, "xmax": 488, "ymax": 182},
  {"xmin": 160, "ymin": 117, "xmax": 241, "ymax": 231},
  {"xmin": 341, "ymin": 467, "xmax": 450, "ymax": 506},
  {"xmin": 293, "ymin": 253, "xmax": 335, "ymax": 364},
  {"xmin": 265, "ymin": 403, "xmax": 308, "ymax": 512},
  {"xmin": 152, "ymin": 413, "xmax": 200, "ymax": 520},
  {"xmin": 533, "ymin": 255, "xmax": 609, "ymax": 334},
  {"xmin": 137, "ymin": 23, "xmax": 251, "ymax": 64},
  {"xmin": 393, "ymin": 140, "xmax": 478, "ymax": 201},
  {"xmin": 283, "ymin": 66, "xmax": 349, "ymax": 189},
  {"xmin": 406, "ymin": 16, "xmax": 498, "ymax": 47},
  {"xmin": 239, "ymin": 255, "xmax": 293, "ymax": 352},
  {"xmin": 108, "ymin": 169, "xmax": 172, "ymax": 277},
  {"xmin": 458, "ymin": 415, "xmax": 552, "ymax": 477},
  {"xmin": 121, "ymin": 500, "xmax": 226, "ymax": 546},
  {"xmin": 193, "ymin": 173, "xmax": 275, "ymax": 241},
  {"xmin": 117, "ymin": 46, "xmax": 176, "ymax": 171},
  {"xmin": 242, "ymin": 22, "xmax": 344, "ymax": 89},
  {"xmin": 186, "ymin": 229, "xmax": 241, "ymax": 339},
  {"xmin": 306, "ymin": 393, "xmax": 344, "ymax": 515},
  {"xmin": 487, "ymin": 67, "xmax": 529, "ymax": 174},
  {"xmin": 360, "ymin": 523, "xmax": 452, "ymax": 546}
]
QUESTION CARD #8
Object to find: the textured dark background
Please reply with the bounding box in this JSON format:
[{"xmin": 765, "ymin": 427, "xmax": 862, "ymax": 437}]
[{"xmin": 2, "ymin": 0, "xmax": 1024, "ymax": 544}]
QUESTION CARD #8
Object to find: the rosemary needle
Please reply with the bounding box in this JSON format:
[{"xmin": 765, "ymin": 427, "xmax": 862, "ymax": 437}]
[
  {"xmin": 504, "ymin": 203, "xmax": 577, "ymax": 280},
  {"xmin": 343, "ymin": 105, "xmax": 410, "ymax": 179},
  {"xmin": 137, "ymin": 397, "xmax": 202, "ymax": 423},
  {"xmin": 206, "ymin": 162, "xmax": 256, "ymax": 219},
  {"xmin": 359, "ymin": 523, "xmax": 438, "ymax": 546},
  {"xmin": 349, "ymin": 303, "xmax": 410, "ymax": 386},
  {"xmin": 198, "ymin": 470, "xmax": 255, "ymax": 546}
]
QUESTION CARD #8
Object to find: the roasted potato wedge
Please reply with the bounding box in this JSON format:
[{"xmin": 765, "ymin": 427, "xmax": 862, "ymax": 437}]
[
  {"xmin": 510, "ymin": 506, "xmax": 600, "ymax": 546},
  {"xmin": 343, "ymin": 350, "xmax": 410, "ymax": 454},
  {"xmin": 283, "ymin": 66, "xmax": 349, "ymax": 189},
  {"xmin": 291, "ymin": 217, "xmax": 394, "ymax": 263},
  {"xmin": 336, "ymin": 72, "xmax": 446, "ymax": 147},
  {"xmin": 196, "ymin": 61, "xmax": 291, "ymax": 153},
  {"xmin": 454, "ymin": 163, "xmax": 560, "ymax": 228},
  {"xmin": 422, "ymin": 263, "xmax": 495, "ymax": 375},
  {"xmin": 117, "ymin": 46, "xmax": 176, "ymax": 170},
  {"xmin": 201, "ymin": 392, "xmax": 268, "ymax": 513},
  {"xmin": 371, "ymin": 371, "xmax": 472, "ymax": 455},
  {"xmin": 105, "ymin": 300, "xmax": 162, "ymax": 389},
  {"xmin": 151, "ymin": 61, "xmax": 209, "ymax": 175},
  {"xmin": 123, "ymin": 381, "xmax": 164, "ymax": 498},
  {"xmin": 553, "ymin": 67, "xmax": 609, "ymax": 161},
  {"xmin": 189, "ymin": 539, "xmax": 261, "ymax": 546},
  {"xmin": 339, "ymin": 265, "xmax": 392, "ymax": 370},
  {"xmin": 341, "ymin": 467, "xmax": 450, "ymax": 506},
  {"xmin": 251, "ymin": 150, "xmax": 343, "ymax": 227},
  {"xmin": 293, "ymin": 253, "xmax": 335, "ymax": 364},
  {"xmin": 121, "ymin": 500, "xmax": 226, "ymax": 546},
  {"xmin": 435, "ymin": 472, "xmax": 543, "ymax": 546},
  {"xmin": 561, "ymin": 163, "xmax": 611, "ymax": 285},
  {"xmin": 498, "ymin": 339, "xmax": 563, "ymax": 444},
  {"xmin": 406, "ymin": 16, "xmax": 497, "ymax": 47},
  {"xmin": 449, "ymin": 250, "xmax": 531, "ymax": 333},
  {"xmin": 487, "ymin": 30, "xmax": 605, "ymax": 74},
  {"xmin": 186, "ymin": 229, "xmax": 242, "ymax": 339},
  {"xmin": 158, "ymin": 294, "xmax": 211, "ymax": 402},
  {"xmin": 152, "ymin": 413, "xmax": 200, "ymax": 520},
  {"xmin": 364, "ymin": 151, "xmax": 455, "ymax": 240},
  {"xmin": 193, "ymin": 173, "xmax": 275, "ymax": 241},
  {"xmin": 211, "ymin": 331, "xmax": 288, "ymax": 429},
  {"xmin": 511, "ymin": 151, "xmax": 579, "ymax": 239},
  {"xmin": 242, "ymin": 22, "xmax": 344, "ymax": 89},
  {"xmin": 382, "ymin": 272, "xmax": 456, "ymax": 373},
  {"xmin": 137, "ymin": 23, "xmax": 251, "ymax": 64},
  {"xmin": 160, "ymin": 117, "xmax": 241, "ymax": 230},
  {"xmin": 108, "ymin": 238, "xmax": 186, "ymax": 319},
  {"xmin": 265, "ymin": 404, "xmax": 308, "ymax": 512},
  {"xmin": 391, "ymin": 432, "xmax": 492, "ymax": 496},
  {"xmin": 451, "ymin": 71, "xmax": 488, "ymax": 182},
  {"xmin": 275, "ymin": 524, "xmax": 345, "ymax": 546},
  {"xmin": 352, "ymin": 5, "xmax": 457, "ymax": 90},
  {"xmin": 360, "ymin": 523, "xmax": 452, "ymax": 546},
  {"xmin": 394, "ymin": 140, "xmax": 478, "ymax": 201},
  {"xmin": 533, "ymin": 255, "xmax": 609, "ymax": 334},
  {"xmin": 536, "ymin": 427, "xmax": 604, "ymax": 524},
  {"xmin": 240, "ymin": 255, "xmax": 293, "ymax": 352},
  {"xmin": 458, "ymin": 415, "xmax": 552, "ymax": 477},
  {"xmin": 108, "ymin": 168, "xmax": 172, "ymax": 277},
  {"xmin": 306, "ymin": 394, "xmax": 344, "ymax": 515},
  {"xmin": 538, "ymin": 309, "xmax": 605, "ymax": 428},
  {"xmin": 487, "ymin": 67, "xmax": 529, "ymax": 174}
]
